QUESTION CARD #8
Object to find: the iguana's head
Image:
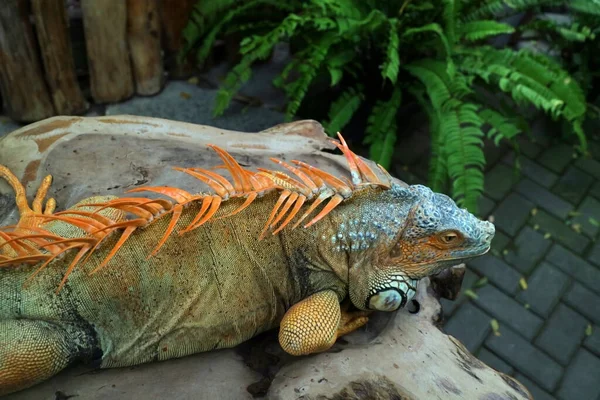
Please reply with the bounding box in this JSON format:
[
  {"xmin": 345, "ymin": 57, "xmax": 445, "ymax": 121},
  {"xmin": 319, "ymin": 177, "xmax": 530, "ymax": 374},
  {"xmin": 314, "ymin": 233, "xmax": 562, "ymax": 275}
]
[{"xmin": 343, "ymin": 183, "xmax": 494, "ymax": 312}]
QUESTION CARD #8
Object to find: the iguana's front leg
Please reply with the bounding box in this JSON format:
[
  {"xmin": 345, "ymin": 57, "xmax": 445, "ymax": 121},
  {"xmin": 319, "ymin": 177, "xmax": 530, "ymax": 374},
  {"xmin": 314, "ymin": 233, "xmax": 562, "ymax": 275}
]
[
  {"xmin": 0, "ymin": 320, "xmax": 95, "ymax": 396},
  {"xmin": 278, "ymin": 290, "xmax": 371, "ymax": 356}
]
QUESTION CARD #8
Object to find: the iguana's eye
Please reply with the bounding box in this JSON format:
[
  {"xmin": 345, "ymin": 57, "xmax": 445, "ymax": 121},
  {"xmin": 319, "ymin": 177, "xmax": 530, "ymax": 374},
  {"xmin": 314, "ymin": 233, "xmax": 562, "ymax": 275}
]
[{"xmin": 440, "ymin": 231, "xmax": 459, "ymax": 244}]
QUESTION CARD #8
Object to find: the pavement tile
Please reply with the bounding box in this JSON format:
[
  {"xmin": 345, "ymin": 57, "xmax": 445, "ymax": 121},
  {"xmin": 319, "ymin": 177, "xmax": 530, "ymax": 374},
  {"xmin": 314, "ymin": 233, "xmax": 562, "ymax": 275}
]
[
  {"xmin": 517, "ymin": 137, "xmax": 543, "ymax": 159},
  {"xmin": 515, "ymin": 179, "xmax": 574, "ymax": 219},
  {"xmin": 547, "ymin": 244, "xmax": 600, "ymax": 296},
  {"xmin": 534, "ymin": 303, "xmax": 589, "ymax": 365},
  {"xmin": 514, "ymin": 374, "xmax": 556, "ymax": 400},
  {"xmin": 556, "ymin": 349, "xmax": 600, "ymax": 400},
  {"xmin": 485, "ymin": 325, "xmax": 563, "ymax": 392},
  {"xmin": 477, "ymin": 347, "xmax": 514, "ymax": 375},
  {"xmin": 444, "ymin": 302, "xmax": 491, "ymax": 353},
  {"xmin": 575, "ymin": 157, "xmax": 600, "ymax": 180},
  {"xmin": 493, "ymin": 193, "xmax": 535, "ymax": 236},
  {"xmin": 584, "ymin": 325, "xmax": 600, "ymax": 357},
  {"xmin": 473, "ymin": 284, "xmax": 543, "ymax": 340},
  {"xmin": 553, "ymin": 165, "xmax": 594, "ymax": 205},
  {"xmin": 588, "ymin": 138, "xmax": 600, "ymax": 158},
  {"xmin": 468, "ymin": 254, "xmax": 521, "ymax": 295},
  {"xmin": 564, "ymin": 282, "xmax": 600, "ymax": 325},
  {"xmin": 504, "ymin": 155, "xmax": 558, "ymax": 188},
  {"xmin": 484, "ymin": 163, "xmax": 518, "ymax": 201},
  {"xmin": 516, "ymin": 262, "xmax": 570, "ymax": 317},
  {"xmin": 530, "ymin": 210, "xmax": 590, "ymax": 254},
  {"xmin": 504, "ymin": 226, "xmax": 552, "ymax": 274},
  {"xmin": 590, "ymin": 181, "xmax": 600, "ymax": 200},
  {"xmin": 483, "ymin": 139, "xmax": 511, "ymax": 169},
  {"xmin": 587, "ymin": 242, "xmax": 600, "ymax": 267},
  {"xmin": 537, "ymin": 143, "xmax": 576, "ymax": 173},
  {"xmin": 571, "ymin": 195, "xmax": 600, "ymax": 238},
  {"xmin": 477, "ymin": 195, "xmax": 496, "ymax": 218},
  {"xmin": 490, "ymin": 230, "xmax": 511, "ymax": 256}
]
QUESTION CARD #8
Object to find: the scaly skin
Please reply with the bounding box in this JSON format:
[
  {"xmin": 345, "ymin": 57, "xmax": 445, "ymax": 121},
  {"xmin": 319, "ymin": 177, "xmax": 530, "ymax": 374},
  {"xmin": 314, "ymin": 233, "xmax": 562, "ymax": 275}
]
[{"xmin": 0, "ymin": 138, "xmax": 494, "ymax": 395}]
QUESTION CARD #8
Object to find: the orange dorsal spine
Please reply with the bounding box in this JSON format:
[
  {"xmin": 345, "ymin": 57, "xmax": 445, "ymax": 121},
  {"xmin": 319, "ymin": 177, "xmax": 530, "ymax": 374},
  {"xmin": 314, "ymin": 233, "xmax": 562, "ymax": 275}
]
[{"xmin": 0, "ymin": 133, "xmax": 392, "ymax": 290}]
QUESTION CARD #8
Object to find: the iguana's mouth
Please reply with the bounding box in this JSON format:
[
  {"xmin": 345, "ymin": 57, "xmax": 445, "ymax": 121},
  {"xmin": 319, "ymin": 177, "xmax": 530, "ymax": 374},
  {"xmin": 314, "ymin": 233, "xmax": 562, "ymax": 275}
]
[{"xmin": 406, "ymin": 244, "xmax": 491, "ymax": 268}]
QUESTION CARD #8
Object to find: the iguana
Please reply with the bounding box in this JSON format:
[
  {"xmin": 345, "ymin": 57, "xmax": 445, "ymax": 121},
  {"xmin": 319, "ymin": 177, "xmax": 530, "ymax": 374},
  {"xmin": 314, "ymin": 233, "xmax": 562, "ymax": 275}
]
[{"xmin": 0, "ymin": 134, "xmax": 494, "ymax": 395}]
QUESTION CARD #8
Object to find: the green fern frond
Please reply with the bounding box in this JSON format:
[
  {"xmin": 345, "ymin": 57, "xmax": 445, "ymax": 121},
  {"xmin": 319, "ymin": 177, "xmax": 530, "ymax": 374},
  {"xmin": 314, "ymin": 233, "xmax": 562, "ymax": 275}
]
[
  {"xmin": 214, "ymin": 14, "xmax": 304, "ymax": 116},
  {"xmin": 337, "ymin": 9, "xmax": 388, "ymax": 36},
  {"xmin": 443, "ymin": 103, "xmax": 485, "ymax": 211},
  {"xmin": 405, "ymin": 60, "xmax": 452, "ymax": 109},
  {"xmin": 185, "ymin": 0, "xmax": 593, "ymax": 212},
  {"xmin": 459, "ymin": 20, "xmax": 515, "ymax": 41},
  {"xmin": 479, "ymin": 108, "xmax": 521, "ymax": 145},
  {"xmin": 325, "ymin": 85, "xmax": 364, "ymax": 135},
  {"xmin": 406, "ymin": 60, "xmax": 484, "ymax": 211},
  {"xmin": 403, "ymin": 23, "xmax": 455, "ymax": 77},
  {"xmin": 521, "ymin": 19, "xmax": 597, "ymax": 42},
  {"xmin": 324, "ymin": 48, "xmax": 356, "ymax": 86},
  {"xmin": 364, "ymin": 88, "xmax": 402, "ymax": 169},
  {"xmin": 570, "ymin": 0, "xmax": 600, "ymax": 16},
  {"xmin": 307, "ymin": 0, "xmax": 364, "ymax": 19},
  {"xmin": 462, "ymin": 0, "xmax": 563, "ymax": 22},
  {"xmin": 381, "ymin": 19, "xmax": 400, "ymax": 84},
  {"xmin": 556, "ymin": 23, "xmax": 596, "ymax": 42},
  {"xmin": 281, "ymin": 34, "xmax": 338, "ymax": 120},
  {"xmin": 441, "ymin": 0, "xmax": 459, "ymax": 46},
  {"xmin": 459, "ymin": 47, "xmax": 587, "ymax": 144},
  {"xmin": 411, "ymin": 87, "xmax": 448, "ymax": 192},
  {"xmin": 182, "ymin": 0, "xmax": 286, "ymax": 64}
]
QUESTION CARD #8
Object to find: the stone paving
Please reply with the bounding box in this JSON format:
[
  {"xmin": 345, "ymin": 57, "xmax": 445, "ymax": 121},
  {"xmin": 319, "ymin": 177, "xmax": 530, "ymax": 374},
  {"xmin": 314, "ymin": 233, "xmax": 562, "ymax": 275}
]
[
  {"xmin": 1, "ymin": 77, "xmax": 599, "ymax": 399},
  {"xmin": 425, "ymin": 132, "xmax": 600, "ymax": 400}
]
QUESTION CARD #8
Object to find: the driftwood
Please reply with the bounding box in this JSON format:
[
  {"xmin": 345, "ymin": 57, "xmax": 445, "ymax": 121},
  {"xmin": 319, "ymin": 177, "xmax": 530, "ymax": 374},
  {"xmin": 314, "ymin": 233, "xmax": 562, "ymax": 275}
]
[
  {"xmin": 31, "ymin": 0, "xmax": 89, "ymax": 115},
  {"xmin": 80, "ymin": 0, "xmax": 134, "ymax": 103},
  {"xmin": 158, "ymin": 0, "xmax": 196, "ymax": 77},
  {"xmin": 0, "ymin": 117, "xmax": 531, "ymax": 400},
  {"xmin": 127, "ymin": 0, "xmax": 164, "ymax": 95},
  {"xmin": 0, "ymin": 0, "xmax": 55, "ymax": 122}
]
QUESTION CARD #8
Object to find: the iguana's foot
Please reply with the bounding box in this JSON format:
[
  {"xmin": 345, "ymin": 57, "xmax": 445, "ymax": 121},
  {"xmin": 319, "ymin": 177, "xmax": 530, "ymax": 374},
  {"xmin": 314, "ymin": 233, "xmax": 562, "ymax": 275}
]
[
  {"xmin": 0, "ymin": 165, "xmax": 56, "ymax": 230},
  {"xmin": 337, "ymin": 299, "xmax": 372, "ymax": 337},
  {"xmin": 278, "ymin": 290, "xmax": 371, "ymax": 356},
  {"xmin": 0, "ymin": 319, "xmax": 94, "ymax": 396}
]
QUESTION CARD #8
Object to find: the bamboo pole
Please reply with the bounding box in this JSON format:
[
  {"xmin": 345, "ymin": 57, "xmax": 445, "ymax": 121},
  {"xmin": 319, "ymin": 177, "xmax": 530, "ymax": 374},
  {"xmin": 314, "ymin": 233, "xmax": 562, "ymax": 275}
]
[
  {"xmin": 31, "ymin": 0, "xmax": 89, "ymax": 115},
  {"xmin": 0, "ymin": 0, "xmax": 55, "ymax": 122}
]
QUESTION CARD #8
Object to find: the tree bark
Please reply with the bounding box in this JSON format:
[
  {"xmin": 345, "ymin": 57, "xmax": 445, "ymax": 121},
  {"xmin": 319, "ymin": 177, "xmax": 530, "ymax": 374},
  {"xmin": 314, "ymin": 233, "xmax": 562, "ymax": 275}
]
[
  {"xmin": 127, "ymin": 0, "xmax": 164, "ymax": 95},
  {"xmin": 0, "ymin": 0, "xmax": 55, "ymax": 122},
  {"xmin": 159, "ymin": 0, "xmax": 196, "ymax": 78},
  {"xmin": 80, "ymin": 0, "xmax": 134, "ymax": 103},
  {"xmin": 31, "ymin": 0, "xmax": 89, "ymax": 115}
]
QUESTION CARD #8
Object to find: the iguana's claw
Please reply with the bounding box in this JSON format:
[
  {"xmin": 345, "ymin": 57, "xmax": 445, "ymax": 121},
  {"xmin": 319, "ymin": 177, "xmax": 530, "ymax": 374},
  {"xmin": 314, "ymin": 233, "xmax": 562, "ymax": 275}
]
[
  {"xmin": 337, "ymin": 308, "xmax": 371, "ymax": 337},
  {"xmin": 0, "ymin": 166, "xmax": 56, "ymax": 229}
]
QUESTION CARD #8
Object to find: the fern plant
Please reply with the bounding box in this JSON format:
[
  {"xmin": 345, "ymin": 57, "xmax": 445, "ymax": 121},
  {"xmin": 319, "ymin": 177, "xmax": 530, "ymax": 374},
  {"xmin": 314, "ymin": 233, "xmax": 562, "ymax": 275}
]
[{"xmin": 181, "ymin": 0, "xmax": 599, "ymax": 213}]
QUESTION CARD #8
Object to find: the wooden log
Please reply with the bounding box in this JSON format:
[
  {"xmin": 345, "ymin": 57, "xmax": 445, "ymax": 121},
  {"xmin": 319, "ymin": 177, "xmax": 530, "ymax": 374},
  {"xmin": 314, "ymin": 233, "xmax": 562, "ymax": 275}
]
[
  {"xmin": 31, "ymin": 0, "xmax": 89, "ymax": 115},
  {"xmin": 159, "ymin": 0, "xmax": 196, "ymax": 77},
  {"xmin": 80, "ymin": 0, "xmax": 134, "ymax": 103},
  {"xmin": 127, "ymin": 0, "xmax": 164, "ymax": 95},
  {"xmin": 0, "ymin": 0, "xmax": 55, "ymax": 122}
]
